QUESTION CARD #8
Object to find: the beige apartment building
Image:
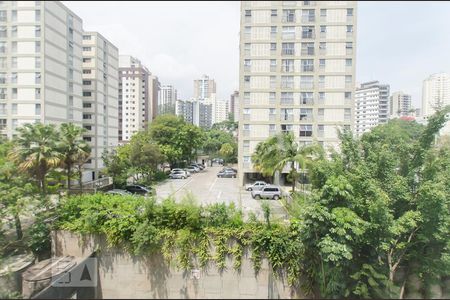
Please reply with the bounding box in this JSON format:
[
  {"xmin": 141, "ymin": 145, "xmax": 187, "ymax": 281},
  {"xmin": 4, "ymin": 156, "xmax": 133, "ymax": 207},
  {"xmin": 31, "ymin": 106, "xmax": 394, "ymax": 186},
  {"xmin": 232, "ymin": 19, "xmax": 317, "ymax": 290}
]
[
  {"xmin": 238, "ymin": 0, "xmax": 357, "ymax": 185},
  {"xmin": 193, "ymin": 74, "xmax": 216, "ymax": 100},
  {"xmin": 81, "ymin": 31, "xmax": 119, "ymax": 181}
]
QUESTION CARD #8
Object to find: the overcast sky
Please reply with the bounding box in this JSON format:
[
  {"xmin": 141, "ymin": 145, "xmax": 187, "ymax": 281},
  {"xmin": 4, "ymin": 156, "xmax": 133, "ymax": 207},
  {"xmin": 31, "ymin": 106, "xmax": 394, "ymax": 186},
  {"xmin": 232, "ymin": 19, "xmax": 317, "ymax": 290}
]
[{"xmin": 64, "ymin": 1, "xmax": 450, "ymax": 108}]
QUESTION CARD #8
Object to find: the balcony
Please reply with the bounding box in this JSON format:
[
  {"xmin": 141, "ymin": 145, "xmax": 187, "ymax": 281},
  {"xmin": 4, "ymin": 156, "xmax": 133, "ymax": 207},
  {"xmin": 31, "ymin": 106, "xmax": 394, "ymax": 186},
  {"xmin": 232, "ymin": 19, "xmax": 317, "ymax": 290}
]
[
  {"xmin": 269, "ymin": 98, "xmax": 276, "ymax": 105},
  {"xmin": 300, "ymin": 82, "xmax": 314, "ymax": 89},
  {"xmin": 281, "ymin": 98, "xmax": 294, "ymax": 105},
  {"xmin": 244, "ymin": 16, "xmax": 251, "ymax": 23},
  {"xmin": 319, "ymin": 48, "xmax": 327, "ymax": 55},
  {"xmin": 281, "ymin": 49, "xmax": 295, "ymax": 56},
  {"xmin": 243, "ymin": 98, "xmax": 250, "ymax": 105},
  {"xmin": 301, "ymin": 49, "xmax": 314, "ymax": 56},
  {"xmin": 270, "ymin": 65, "xmax": 277, "ymax": 72},
  {"xmin": 302, "ymin": 32, "xmax": 315, "ymax": 39},
  {"xmin": 302, "ymin": 15, "xmax": 315, "ymax": 22},
  {"xmin": 281, "ymin": 82, "xmax": 294, "ymax": 89},
  {"xmin": 320, "ymin": 31, "xmax": 326, "ymax": 39},
  {"xmin": 281, "ymin": 115, "xmax": 294, "ymax": 122},
  {"xmin": 281, "ymin": 66, "xmax": 294, "ymax": 73},
  {"xmin": 317, "ymin": 130, "xmax": 324, "ymax": 138},
  {"xmin": 282, "ymin": 33, "xmax": 295, "ymax": 40},
  {"xmin": 346, "ymin": 31, "xmax": 353, "ymax": 38},
  {"xmin": 282, "ymin": 16, "xmax": 295, "ymax": 23},
  {"xmin": 244, "ymin": 65, "xmax": 251, "ymax": 72},
  {"xmin": 301, "ymin": 65, "xmax": 314, "ymax": 72},
  {"xmin": 300, "ymin": 115, "xmax": 313, "ymax": 122},
  {"xmin": 300, "ymin": 98, "xmax": 314, "ymax": 105},
  {"xmin": 243, "ymin": 162, "xmax": 251, "ymax": 169},
  {"xmin": 346, "ymin": 48, "xmax": 353, "ymax": 55}
]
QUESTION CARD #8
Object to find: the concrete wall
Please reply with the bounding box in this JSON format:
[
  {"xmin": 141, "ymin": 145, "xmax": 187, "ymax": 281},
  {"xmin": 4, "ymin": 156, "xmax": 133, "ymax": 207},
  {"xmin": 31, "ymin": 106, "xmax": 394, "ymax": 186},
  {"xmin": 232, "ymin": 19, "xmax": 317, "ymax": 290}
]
[{"xmin": 52, "ymin": 230, "xmax": 304, "ymax": 299}]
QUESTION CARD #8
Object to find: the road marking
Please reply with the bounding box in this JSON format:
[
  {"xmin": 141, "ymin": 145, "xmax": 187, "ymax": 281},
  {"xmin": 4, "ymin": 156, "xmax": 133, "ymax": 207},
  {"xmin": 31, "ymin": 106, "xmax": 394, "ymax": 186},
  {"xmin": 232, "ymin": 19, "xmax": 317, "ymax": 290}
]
[
  {"xmin": 209, "ymin": 177, "xmax": 218, "ymax": 191},
  {"xmin": 217, "ymin": 191, "xmax": 222, "ymax": 199}
]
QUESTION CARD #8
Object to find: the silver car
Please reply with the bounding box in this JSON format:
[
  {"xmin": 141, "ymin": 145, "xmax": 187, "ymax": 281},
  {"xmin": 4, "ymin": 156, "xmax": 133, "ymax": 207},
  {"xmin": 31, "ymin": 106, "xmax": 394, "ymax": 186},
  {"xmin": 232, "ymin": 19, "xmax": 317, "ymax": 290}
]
[
  {"xmin": 251, "ymin": 185, "xmax": 282, "ymax": 200},
  {"xmin": 245, "ymin": 181, "xmax": 267, "ymax": 191},
  {"xmin": 169, "ymin": 171, "xmax": 188, "ymax": 179}
]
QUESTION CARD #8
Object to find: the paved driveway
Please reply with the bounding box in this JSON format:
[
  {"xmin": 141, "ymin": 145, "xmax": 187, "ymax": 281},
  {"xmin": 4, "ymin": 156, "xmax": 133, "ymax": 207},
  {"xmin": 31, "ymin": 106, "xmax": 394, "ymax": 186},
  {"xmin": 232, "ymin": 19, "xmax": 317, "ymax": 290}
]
[{"xmin": 155, "ymin": 166, "xmax": 288, "ymax": 221}]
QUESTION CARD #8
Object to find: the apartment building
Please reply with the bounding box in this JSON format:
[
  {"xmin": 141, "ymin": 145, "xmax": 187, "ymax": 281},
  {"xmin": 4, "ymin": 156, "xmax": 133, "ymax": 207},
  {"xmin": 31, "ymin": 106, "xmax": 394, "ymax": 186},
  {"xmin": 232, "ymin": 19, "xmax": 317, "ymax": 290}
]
[
  {"xmin": 0, "ymin": 1, "xmax": 83, "ymax": 139},
  {"xmin": 118, "ymin": 55, "xmax": 151, "ymax": 142},
  {"xmin": 390, "ymin": 91, "xmax": 411, "ymax": 118},
  {"xmin": 193, "ymin": 74, "xmax": 216, "ymax": 100},
  {"xmin": 81, "ymin": 31, "xmax": 119, "ymax": 181},
  {"xmin": 149, "ymin": 74, "xmax": 160, "ymax": 120},
  {"xmin": 175, "ymin": 98, "xmax": 194, "ymax": 124},
  {"xmin": 175, "ymin": 97, "xmax": 213, "ymax": 129},
  {"xmin": 230, "ymin": 90, "xmax": 239, "ymax": 121},
  {"xmin": 238, "ymin": 0, "xmax": 357, "ymax": 185},
  {"xmin": 355, "ymin": 81, "xmax": 390, "ymax": 136},
  {"xmin": 214, "ymin": 98, "xmax": 229, "ymax": 124},
  {"xmin": 422, "ymin": 72, "xmax": 450, "ymax": 136},
  {"xmin": 158, "ymin": 84, "xmax": 176, "ymax": 115}
]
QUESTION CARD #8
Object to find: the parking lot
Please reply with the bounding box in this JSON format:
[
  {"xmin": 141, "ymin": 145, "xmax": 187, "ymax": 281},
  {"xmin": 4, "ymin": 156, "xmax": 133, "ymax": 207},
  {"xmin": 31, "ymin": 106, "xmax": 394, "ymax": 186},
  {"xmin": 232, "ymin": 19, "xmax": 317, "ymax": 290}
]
[{"xmin": 154, "ymin": 166, "xmax": 289, "ymax": 221}]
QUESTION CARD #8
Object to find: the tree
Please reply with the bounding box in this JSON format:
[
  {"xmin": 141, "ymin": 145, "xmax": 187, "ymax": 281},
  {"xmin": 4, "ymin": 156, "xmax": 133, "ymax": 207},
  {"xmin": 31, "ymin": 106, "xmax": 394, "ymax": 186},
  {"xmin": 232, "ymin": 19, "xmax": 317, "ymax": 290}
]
[
  {"xmin": 58, "ymin": 123, "xmax": 91, "ymax": 190},
  {"xmin": 102, "ymin": 148, "xmax": 130, "ymax": 189},
  {"xmin": 252, "ymin": 132, "xmax": 320, "ymax": 192},
  {"xmin": 219, "ymin": 143, "xmax": 234, "ymax": 164},
  {"xmin": 9, "ymin": 123, "xmax": 61, "ymax": 195}
]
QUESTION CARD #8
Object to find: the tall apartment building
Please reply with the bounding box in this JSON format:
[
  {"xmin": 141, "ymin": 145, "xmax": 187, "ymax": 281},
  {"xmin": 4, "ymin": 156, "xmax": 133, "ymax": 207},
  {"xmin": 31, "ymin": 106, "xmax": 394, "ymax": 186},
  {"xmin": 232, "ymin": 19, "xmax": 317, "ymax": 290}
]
[
  {"xmin": 81, "ymin": 32, "xmax": 119, "ymax": 181},
  {"xmin": 355, "ymin": 81, "xmax": 390, "ymax": 136},
  {"xmin": 158, "ymin": 84, "xmax": 176, "ymax": 115},
  {"xmin": 214, "ymin": 98, "xmax": 229, "ymax": 124},
  {"xmin": 175, "ymin": 97, "xmax": 213, "ymax": 129},
  {"xmin": 422, "ymin": 72, "xmax": 450, "ymax": 118},
  {"xmin": 118, "ymin": 55, "xmax": 152, "ymax": 142},
  {"xmin": 238, "ymin": 1, "xmax": 357, "ymax": 185},
  {"xmin": 230, "ymin": 90, "xmax": 239, "ymax": 121},
  {"xmin": 194, "ymin": 74, "xmax": 216, "ymax": 100},
  {"xmin": 149, "ymin": 74, "xmax": 160, "ymax": 120},
  {"xmin": 175, "ymin": 98, "xmax": 195, "ymax": 124},
  {"xmin": 0, "ymin": 1, "xmax": 83, "ymax": 139},
  {"xmin": 390, "ymin": 91, "xmax": 411, "ymax": 118}
]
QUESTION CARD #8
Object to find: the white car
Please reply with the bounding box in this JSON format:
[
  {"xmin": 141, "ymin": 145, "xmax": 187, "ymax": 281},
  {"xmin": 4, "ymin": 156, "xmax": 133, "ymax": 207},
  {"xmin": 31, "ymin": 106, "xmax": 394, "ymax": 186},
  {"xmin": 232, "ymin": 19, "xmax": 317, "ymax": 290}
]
[
  {"xmin": 169, "ymin": 171, "xmax": 188, "ymax": 179},
  {"xmin": 245, "ymin": 181, "xmax": 267, "ymax": 191},
  {"xmin": 171, "ymin": 168, "xmax": 184, "ymax": 173}
]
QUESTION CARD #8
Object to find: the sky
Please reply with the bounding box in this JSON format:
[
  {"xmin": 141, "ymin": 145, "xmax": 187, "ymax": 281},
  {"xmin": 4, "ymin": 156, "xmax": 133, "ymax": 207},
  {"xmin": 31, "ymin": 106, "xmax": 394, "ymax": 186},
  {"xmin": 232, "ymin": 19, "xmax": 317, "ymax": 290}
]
[{"xmin": 64, "ymin": 1, "xmax": 450, "ymax": 108}]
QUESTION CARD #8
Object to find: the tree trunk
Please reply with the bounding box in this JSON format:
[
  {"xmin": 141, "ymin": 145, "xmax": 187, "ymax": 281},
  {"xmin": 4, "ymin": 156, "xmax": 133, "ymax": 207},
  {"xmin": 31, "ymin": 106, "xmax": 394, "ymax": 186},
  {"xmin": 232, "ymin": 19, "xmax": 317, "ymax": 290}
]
[
  {"xmin": 67, "ymin": 164, "xmax": 71, "ymax": 191},
  {"xmin": 78, "ymin": 168, "xmax": 83, "ymax": 192},
  {"xmin": 14, "ymin": 213, "xmax": 23, "ymax": 240},
  {"xmin": 291, "ymin": 162, "xmax": 296, "ymax": 193}
]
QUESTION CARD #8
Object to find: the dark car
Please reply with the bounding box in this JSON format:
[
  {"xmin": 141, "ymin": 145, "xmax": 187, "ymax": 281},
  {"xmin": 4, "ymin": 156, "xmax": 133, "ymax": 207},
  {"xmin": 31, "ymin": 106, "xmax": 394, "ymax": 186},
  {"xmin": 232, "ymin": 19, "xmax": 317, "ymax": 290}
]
[
  {"xmin": 217, "ymin": 169, "xmax": 237, "ymax": 178},
  {"xmin": 222, "ymin": 167, "xmax": 237, "ymax": 173},
  {"xmin": 125, "ymin": 185, "xmax": 152, "ymax": 196}
]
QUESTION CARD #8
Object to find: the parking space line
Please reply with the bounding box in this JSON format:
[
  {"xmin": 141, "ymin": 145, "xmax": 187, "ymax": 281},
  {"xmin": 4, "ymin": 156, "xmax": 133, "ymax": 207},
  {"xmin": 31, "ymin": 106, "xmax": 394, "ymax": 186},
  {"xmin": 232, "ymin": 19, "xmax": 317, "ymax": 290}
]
[{"xmin": 209, "ymin": 177, "xmax": 218, "ymax": 191}]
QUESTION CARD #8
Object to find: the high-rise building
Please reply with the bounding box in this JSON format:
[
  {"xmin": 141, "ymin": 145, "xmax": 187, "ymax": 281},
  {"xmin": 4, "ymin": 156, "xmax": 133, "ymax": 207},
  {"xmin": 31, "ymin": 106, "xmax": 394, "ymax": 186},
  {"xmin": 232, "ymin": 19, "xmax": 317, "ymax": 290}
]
[
  {"xmin": 422, "ymin": 72, "xmax": 450, "ymax": 118},
  {"xmin": 194, "ymin": 74, "xmax": 216, "ymax": 100},
  {"xmin": 158, "ymin": 84, "xmax": 177, "ymax": 115},
  {"xmin": 229, "ymin": 91, "xmax": 239, "ymax": 121},
  {"xmin": 214, "ymin": 98, "xmax": 229, "ymax": 124},
  {"xmin": 355, "ymin": 81, "xmax": 390, "ymax": 136},
  {"xmin": 238, "ymin": 1, "xmax": 357, "ymax": 185},
  {"xmin": 390, "ymin": 91, "xmax": 412, "ymax": 118},
  {"xmin": 0, "ymin": 1, "xmax": 83, "ymax": 139},
  {"xmin": 81, "ymin": 32, "xmax": 119, "ymax": 181},
  {"xmin": 175, "ymin": 97, "xmax": 213, "ymax": 129},
  {"xmin": 118, "ymin": 55, "xmax": 151, "ymax": 142},
  {"xmin": 149, "ymin": 74, "xmax": 160, "ymax": 120},
  {"xmin": 175, "ymin": 98, "xmax": 195, "ymax": 124}
]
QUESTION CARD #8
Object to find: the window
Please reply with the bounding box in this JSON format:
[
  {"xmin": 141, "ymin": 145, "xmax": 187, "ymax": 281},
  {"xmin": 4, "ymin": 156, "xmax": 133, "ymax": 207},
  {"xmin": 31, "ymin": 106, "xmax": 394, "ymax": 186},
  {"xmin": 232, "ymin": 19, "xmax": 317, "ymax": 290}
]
[
  {"xmin": 0, "ymin": 57, "xmax": 6, "ymax": 68},
  {"xmin": 318, "ymin": 125, "xmax": 324, "ymax": 136},
  {"xmin": 344, "ymin": 108, "xmax": 351, "ymax": 120},
  {"xmin": 281, "ymin": 42, "xmax": 294, "ymax": 55},
  {"xmin": 281, "ymin": 76, "xmax": 294, "ymax": 88},
  {"xmin": 320, "ymin": 25, "xmax": 326, "ymax": 33},
  {"xmin": 0, "ymin": 10, "xmax": 5, "ymax": 22},
  {"xmin": 301, "ymin": 42, "xmax": 314, "ymax": 55},
  {"xmin": 35, "ymin": 103, "xmax": 40, "ymax": 115},
  {"xmin": 0, "ymin": 41, "xmax": 5, "ymax": 53},
  {"xmin": 83, "ymin": 70, "xmax": 91, "ymax": 74},
  {"xmin": 270, "ymin": 43, "xmax": 277, "ymax": 51},
  {"xmin": 300, "ymin": 76, "xmax": 313, "ymax": 89},
  {"xmin": 319, "ymin": 59, "xmax": 325, "ymax": 68},
  {"xmin": 35, "ymin": 56, "xmax": 41, "ymax": 68},
  {"xmin": 0, "ymin": 118, "xmax": 5, "ymax": 130},
  {"xmin": 35, "ymin": 88, "xmax": 40, "ymax": 99},
  {"xmin": 300, "ymin": 108, "xmax": 312, "ymax": 121},
  {"xmin": 83, "ymin": 125, "xmax": 92, "ymax": 131},
  {"xmin": 281, "ymin": 92, "xmax": 293, "ymax": 104},
  {"xmin": 282, "ymin": 26, "xmax": 295, "ymax": 39},
  {"xmin": 83, "ymin": 35, "xmax": 91, "ymax": 40},
  {"xmin": 301, "ymin": 59, "xmax": 314, "ymax": 72},
  {"xmin": 0, "ymin": 88, "xmax": 5, "ymax": 99},
  {"xmin": 35, "ymin": 41, "xmax": 40, "ymax": 52},
  {"xmin": 244, "ymin": 26, "xmax": 251, "ymax": 35},
  {"xmin": 282, "ymin": 9, "xmax": 295, "ymax": 22},
  {"xmin": 270, "ymin": 59, "xmax": 276, "ymax": 71},
  {"xmin": 35, "ymin": 72, "xmax": 41, "ymax": 84},
  {"xmin": 320, "ymin": 9, "xmax": 327, "ymax": 17},
  {"xmin": 83, "ymin": 102, "xmax": 91, "ymax": 108},
  {"xmin": 11, "ymin": 10, "xmax": 16, "ymax": 22},
  {"xmin": 11, "ymin": 103, "xmax": 17, "ymax": 114},
  {"xmin": 83, "ymin": 136, "xmax": 92, "ymax": 142},
  {"xmin": 346, "ymin": 42, "xmax": 353, "ymax": 49},
  {"xmin": 83, "ymin": 91, "xmax": 92, "ymax": 97},
  {"xmin": 244, "ymin": 59, "xmax": 251, "ymax": 67},
  {"xmin": 345, "ymin": 92, "xmax": 352, "ymax": 100},
  {"xmin": 319, "ymin": 42, "xmax": 326, "ymax": 50},
  {"xmin": 282, "ymin": 59, "xmax": 294, "ymax": 72},
  {"xmin": 0, "ymin": 103, "xmax": 5, "ymax": 114},
  {"xmin": 245, "ymin": 10, "xmax": 251, "ymax": 17},
  {"xmin": 300, "ymin": 125, "xmax": 313, "ymax": 137},
  {"xmin": 11, "ymin": 25, "xmax": 17, "ymax": 38},
  {"xmin": 281, "ymin": 124, "xmax": 293, "ymax": 133},
  {"xmin": 35, "ymin": 10, "xmax": 40, "ymax": 22},
  {"xmin": 82, "ymin": 47, "xmax": 92, "ymax": 51},
  {"xmin": 271, "ymin": 9, "xmax": 277, "ymax": 17},
  {"xmin": 270, "ymin": 26, "xmax": 277, "ymax": 35},
  {"xmin": 301, "ymin": 92, "xmax": 313, "ymax": 104},
  {"xmin": 319, "ymin": 92, "xmax": 325, "ymax": 102},
  {"xmin": 302, "ymin": 9, "xmax": 315, "ymax": 22},
  {"xmin": 269, "ymin": 92, "xmax": 276, "ymax": 102},
  {"xmin": 347, "ymin": 25, "xmax": 353, "ymax": 33},
  {"xmin": 318, "ymin": 75, "xmax": 325, "ymax": 84},
  {"xmin": 0, "ymin": 72, "xmax": 5, "ymax": 83},
  {"xmin": 35, "ymin": 1, "xmax": 41, "ymax": 6},
  {"xmin": 347, "ymin": 8, "xmax": 353, "ymax": 16},
  {"xmin": 83, "ymin": 58, "xmax": 92, "ymax": 63},
  {"xmin": 244, "ymin": 75, "xmax": 250, "ymax": 83},
  {"xmin": 83, "ymin": 114, "xmax": 92, "ymax": 119},
  {"xmin": 35, "ymin": 25, "xmax": 40, "ymax": 37},
  {"xmin": 11, "ymin": 41, "xmax": 17, "ymax": 53},
  {"xmin": 12, "ymin": 87, "xmax": 17, "ymax": 99},
  {"xmin": 345, "ymin": 75, "xmax": 352, "ymax": 83},
  {"xmin": 83, "ymin": 80, "xmax": 91, "ymax": 85},
  {"xmin": 302, "ymin": 26, "xmax": 314, "ymax": 38},
  {"xmin": 269, "ymin": 108, "xmax": 276, "ymax": 115},
  {"xmin": 11, "ymin": 72, "xmax": 17, "ymax": 83},
  {"xmin": 0, "ymin": 25, "xmax": 6, "ymax": 37},
  {"xmin": 346, "ymin": 59, "xmax": 352, "ymax": 67},
  {"xmin": 244, "ymin": 43, "xmax": 250, "ymax": 53}
]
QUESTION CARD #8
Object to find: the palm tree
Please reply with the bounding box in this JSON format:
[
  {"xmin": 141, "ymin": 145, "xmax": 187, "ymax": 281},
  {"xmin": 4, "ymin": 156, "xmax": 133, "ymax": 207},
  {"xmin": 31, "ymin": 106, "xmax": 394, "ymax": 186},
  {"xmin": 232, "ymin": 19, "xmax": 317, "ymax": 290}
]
[
  {"xmin": 252, "ymin": 132, "xmax": 320, "ymax": 193},
  {"xmin": 59, "ymin": 123, "xmax": 91, "ymax": 190},
  {"xmin": 9, "ymin": 123, "xmax": 61, "ymax": 195}
]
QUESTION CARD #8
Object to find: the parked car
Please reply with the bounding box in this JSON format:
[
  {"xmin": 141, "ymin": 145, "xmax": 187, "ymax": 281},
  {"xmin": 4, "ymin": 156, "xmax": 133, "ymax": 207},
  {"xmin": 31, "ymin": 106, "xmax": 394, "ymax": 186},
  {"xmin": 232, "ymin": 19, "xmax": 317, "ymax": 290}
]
[
  {"xmin": 125, "ymin": 185, "xmax": 153, "ymax": 196},
  {"xmin": 245, "ymin": 181, "xmax": 267, "ymax": 191},
  {"xmin": 251, "ymin": 185, "xmax": 282, "ymax": 200},
  {"xmin": 217, "ymin": 169, "xmax": 237, "ymax": 178},
  {"xmin": 169, "ymin": 171, "xmax": 188, "ymax": 179},
  {"xmin": 185, "ymin": 166, "xmax": 198, "ymax": 173},
  {"xmin": 106, "ymin": 189, "xmax": 132, "ymax": 196},
  {"xmin": 222, "ymin": 166, "xmax": 237, "ymax": 173},
  {"xmin": 171, "ymin": 168, "xmax": 184, "ymax": 173},
  {"xmin": 191, "ymin": 163, "xmax": 204, "ymax": 170},
  {"xmin": 183, "ymin": 169, "xmax": 192, "ymax": 177}
]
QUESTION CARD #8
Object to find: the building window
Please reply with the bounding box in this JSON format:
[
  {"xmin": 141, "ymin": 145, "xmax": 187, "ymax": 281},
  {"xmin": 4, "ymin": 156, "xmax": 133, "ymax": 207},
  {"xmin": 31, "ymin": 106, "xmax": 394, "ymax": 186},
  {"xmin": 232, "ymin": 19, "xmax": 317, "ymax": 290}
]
[
  {"xmin": 0, "ymin": 118, "xmax": 5, "ymax": 130},
  {"xmin": 83, "ymin": 125, "xmax": 91, "ymax": 131},
  {"xmin": 12, "ymin": 87, "xmax": 17, "ymax": 99},
  {"xmin": 270, "ymin": 43, "xmax": 276, "ymax": 51},
  {"xmin": 83, "ymin": 70, "xmax": 91, "ymax": 74},
  {"xmin": 300, "ymin": 108, "xmax": 312, "ymax": 121},
  {"xmin": 0, "ymin": 25, "xmax": 6, "ymax": 37},
  {"xmin": 0, "ymin": 72, "xmax": 6, "ymax": 83},
  {"xmin": 282, "ymin": 59, "xmax": 294, "ymax": 72},
  {"xmin": 35, "ymin": 41, "xmax": 40, "ymax": 52},
  {"xmin": 10, "ymin": 57, "xmax": 17, "ymax": 68},
  {"xmin": 35, "ymin": 103, "xmax": 40, "ymax": 115},
  {"xmin": 244, "ymin": 59, "xmax": 251, "ymax": 67},
  {"xmin": 0, "ymin": 41, "xmax": 5, "ymax": 53},
  {"xmin": 11, "ymin": 72, "xmax": 17, "ymax": 84},
  {"xmin": 11, "ymin": 41, "xmax": 17, "ymax": 53},
  {"xmin": 345, "ymin": 92, "xmax": 351, "ymax": 100},
  {"xmin": 83, "ymin": 102, "xmax": 91, "ymax": 108},
  {"xmin": 83, "ymin": 58, "xmax": 92, "ymax": 63},
  {"xmin": 345, "ymin": 75, "xmax": 352, "ymax": 83},
  {"xmin": 344, "ymin": 108, "xmax": 351, "ymax": 120},
  {"xmin": 319, "ymin": 59, "xmax": 325, "ymax": 68},
  {"xmin": 0, "ymin": 88, "xmax": 6, "ymax": 99},
  {"xmin": 83, "ymin": 136, "xmax": 92, "ymax": 142},
  {"xmin": 281, "ymin": 76, "xmax": 294, "ymax": 89},
  {"xmin": 83, "ymin": 114, "xmax": 92, "ymax": 119},
  {"xmin": 281, "ymin": 42, "xmax": 294, "ymax": 55},
  {"xmin": 83, "ymin": 91, "xmax": 91, "ymax": 97},
  {"xmin": 320, "ymin": 25, "xmax": 326, "ymax": 33},
  {"xmin": 282, "ymin": 9, "xmax": 295, "ymax": 22},
  {"xmin": 35, "ymin": 10, "xmax": 40, "ymax": 22},
  {"xmin": 82, "ymin": 47, "xmax": 92, "ymax": 51},
  {"xmin": 11, "ymin": 10, "xmax": 16, "ymax": 22},
  {"xmin": 35, "ymin": 25, "xmax": 40, "ymax": 37},
  {"xmin": 347, "ymin": 8, "xmax": 353, "ymax": 16},
  {"xmin": 245, "ymin": 10, "xmax": 251, "ymax": 17},
  {"xmin": 83, "ymin": 80, "xmax": 91, "ymax": 85},
  {"xmin": 301, "ymin": 92, "xmax": 313, "ymax": 105},
  {"xmin": 11, "ymin": 25, "xmax": 17, "ymax": 38},
  {"xmin": 320, "ymin": 9, "xmax": 327, "ymax": 17},
  {"xmin": 347, "ymin": 25, "xmax": 353, "ymax": 33},
  {"xmin": 302, "ymin": 26, "xmax": 314, "ymax": 38},
  {"xmin": 271, "ymin": 9, "xmax": 277, "ymax": 17},
  {"xmin": 301, "ymin": 59, "xmax": 314, "ymax": 72},
  {"xmin": 0, "ymin": 103, "xmax": 6, "ymax": 114},
  {"xmin": 318, "ymin": 75, "xmax": 325, "ymax": 84},
  {"xmin": 11, "ymin": 103, "xmax": 17, "ymax": 114},
  {"xmin": 35, "ymin": 56, "xmax": 41, "ymax": 68},
  {"xmin": 35, "ymin": 88, "xmax": 40, "ymax": 99},
  {"xmin": 300, "ymin": 125, "xmax": 313, "ymax": 137},
  {"xmin": 346, "ymin": 59, "xmax": 352, "ymax": 67},
  {"xmin": 346, "ymin": 42, "xmax": 353, "ymax": 49},
  {"xmin": 301, "ymin": 42, "xmax": 314, "ymax": 55},
  {"xmin": 35, "ymin": 72, "xmax": 41, "ymax": 84},
  {"xmin": 83, "ymin": 35, "xmax": 91, "ymax": 40},
  {"xmin": 0, "ymin": 10, "xmax": 6, "ymax": 22}
]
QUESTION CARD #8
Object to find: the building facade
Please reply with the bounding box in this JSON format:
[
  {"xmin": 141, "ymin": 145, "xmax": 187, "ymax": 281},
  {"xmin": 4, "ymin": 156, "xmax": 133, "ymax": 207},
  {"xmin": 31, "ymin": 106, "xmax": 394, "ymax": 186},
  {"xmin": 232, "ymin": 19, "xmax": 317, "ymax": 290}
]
[
  {"xmin": 81, "ymin": 31, "xmax": 119, "ymax": 181},
  {"xmin": 175, "ymin": 97, "xmax": 213, "ymax": 129},
  {"xmin": 118, "ymin": 55, "xmax": 151, "ymax": 142},
  {"xmin": 175, "ymin": 98, "xmax": 195, "ymax": 124},
  {"xmin": 355, "ymin": 81, "xmax": 390, "ymax": 136},
  {"xmin": 158, "ymin": 84, "xmax": 176, "ymax": 115},
  {"xmin": 390, "ymin": 91, "xmax": 411, "ymax": 118},
  {"xmin": 193, "ymin": 74, "xmax": 216, "ymax": 100},
  {"xmin": 238, "ymin": 0, "xmax": 357, "ymax": 185},
  {"xmin": 149, "ymin": 74, "xmax": 160, "ymax": 120},
  {"xmin": 214, "ymin": 98, "xmax": 229, "ymax": 124},
  {"xmin": 0, "ymin": 1, "xmax": 83, "ymax": 139},
  {"xmin": 230, "ymin": 90, "xmax": 239, "ymax": 121},
  {"xmin": 422, "ymin": 72, "xmax": 450, "ymax": 118}
]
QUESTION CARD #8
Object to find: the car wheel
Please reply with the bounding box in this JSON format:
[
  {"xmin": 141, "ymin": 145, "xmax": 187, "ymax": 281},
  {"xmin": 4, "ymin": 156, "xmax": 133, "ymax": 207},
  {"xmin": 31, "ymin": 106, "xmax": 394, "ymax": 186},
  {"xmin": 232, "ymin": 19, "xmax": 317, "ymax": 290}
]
[
  {"xmin": 182, "ymin": 176, "xmax": 186, "ymax": 179},
  {"xmin": 233, "ymin": 175, "xmax": 236, "ymax": 178},
  {"xmin": 254, "ymin": 195, "xmax": 260, "ymax": 199},
  {"xmin": 247, "ymin": 188, "xmax": 252, "ymax": 191},
  {"xmin": 273, "ymin": 195, "xmax": 279, "ymax": 200}
]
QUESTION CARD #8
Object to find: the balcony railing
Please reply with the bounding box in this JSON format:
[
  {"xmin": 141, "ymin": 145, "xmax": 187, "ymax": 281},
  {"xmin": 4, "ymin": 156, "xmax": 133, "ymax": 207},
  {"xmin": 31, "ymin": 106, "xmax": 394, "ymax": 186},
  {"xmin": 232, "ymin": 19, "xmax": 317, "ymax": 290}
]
[
  {"xmin": 269, "ymin": 98, "xmax": 276, "ymax": 105},
  {"xmin": 270, "ymin": 65, "xmax": 277, "ymax": 72},
  {"xmin": 301, "ymin": 15, "xmax": 315, "ymax": 22},
  {"xmin": 301, "ymin": 49, "xmax": 314, "ymax": 56},
  {"xmin": 282, "ymin": 16, "xmax": 295, "ymax": 23},
  {"xmin": 281, "ymin": 98, "xmax": 294, "ymax": 105},
  {"xmin": 281, "ymin": 82, "xmax": 294, "ymax": 89},
  {"xmin": 300, "ymin": 116, "xmax": 313, "ymax": 122},
  {"xmin": 282, "ymin": 49, "xmax": 295, "ymax": 56},
  {"xmin": 300, "ymin": 98, "xmax": 314, "ymax": 105},
  {"xmin": 281, "ymin": 115, "xmax": 294, "ymax": 122},
  {"xmin": 302, "ymin": 65, "xmax": 314, "ymax": 72},
  {"xmin": 269, "ymin": 130, "xmax": 277, "ymax": 136}
]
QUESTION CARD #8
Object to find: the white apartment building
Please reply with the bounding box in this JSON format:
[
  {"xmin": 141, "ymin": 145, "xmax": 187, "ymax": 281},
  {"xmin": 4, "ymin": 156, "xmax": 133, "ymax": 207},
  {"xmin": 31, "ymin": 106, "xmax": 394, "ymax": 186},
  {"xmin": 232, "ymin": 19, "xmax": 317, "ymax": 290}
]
[
  {"xmin": 158, "ymin": 84, "xmax": 176, "ymax": 115},
  {"xmin": 422, "ymin": 72, "xmax": 450, "ymax": 136},
  {"xmin": 355, "ymin": 81, "xmax": 390, "ymax": 136},
  {"xmin": 238, "ymin": 1, "xmax": 357, "ymax": 185},
  {"xmin": 81, "ymin": 31, "xmax": 119, "ymax": 181},
  {"xmin": 118, "ymin": 55, "xmax": 151, "ymax": 142},
  {"xmin": 230, "ymin": 90, "xmax": 239, "ymax": 121},
  {"xmin": 214, "ymin": 98, "xmax": 229, "ymax": 124},
  {"xmin": 194, "ymin": 74, "xmax": 216, "ymax": 100},
  {"xmin": 390, "ymin": 91, "xmax": 411, "ymax": 118},
  {"xmin": 0, "ymin": 1, "xmax": 83, "ymax": 139}
]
